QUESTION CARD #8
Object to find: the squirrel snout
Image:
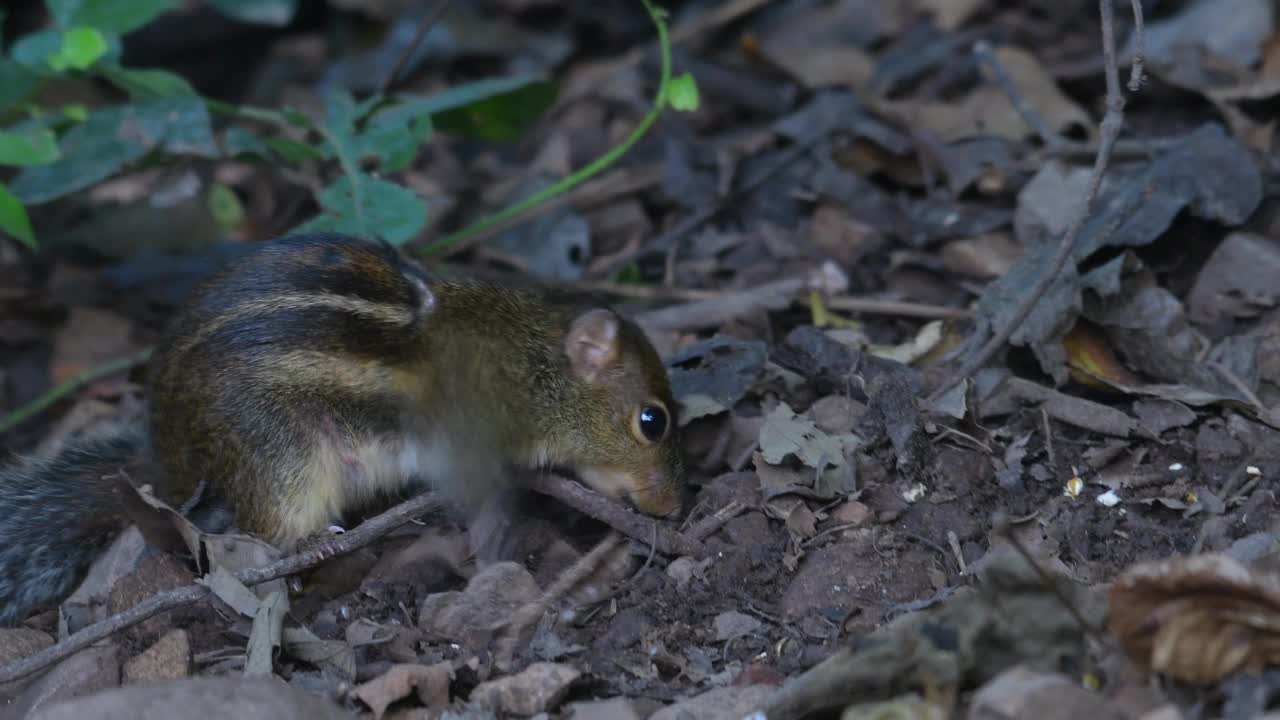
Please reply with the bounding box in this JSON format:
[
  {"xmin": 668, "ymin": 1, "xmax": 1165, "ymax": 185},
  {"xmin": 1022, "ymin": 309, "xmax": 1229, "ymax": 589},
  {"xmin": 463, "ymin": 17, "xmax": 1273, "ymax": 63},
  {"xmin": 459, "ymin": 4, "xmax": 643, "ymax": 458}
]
[{"xmin": 628, "ymin": 473, "xmax": 685, "ymax": 519}]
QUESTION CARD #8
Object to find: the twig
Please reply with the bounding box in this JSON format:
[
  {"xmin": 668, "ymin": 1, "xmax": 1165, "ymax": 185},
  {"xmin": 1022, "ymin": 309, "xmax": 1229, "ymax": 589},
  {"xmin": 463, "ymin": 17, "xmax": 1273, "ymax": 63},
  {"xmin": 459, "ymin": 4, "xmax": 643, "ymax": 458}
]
[
  {"xmin": 570, "ymin": 280, "xmax": 974, "ymax": 321},
  {"xmin": 686, "ymin": 500, "xmax": 747, "ymax": 541},
  {"xmin": 633, "ymin": 262, "xmax": 847, "ymax": 332},
  {"xmin": 1126, "ymin": 0, "xmax": 1145, "ymax": 91},
  {"xmin": 973, "ymin": 40, "xmax": 1062, "ymax": 149},
  {"xmin": 526, "ymin": 473, "xmax": 705, "ymax": 558},
  {"xmin": 379, "ymin": 0, "xmax": 454, "ymax": 95},
  {"xmin": 491, "ymin": 532, "xmax": 624, "ymax": 669},
  {"xmin": 0, "ymin": 348, "xmax": 153, "ymax": 435},
  {"xmin": 0, "ymin": 491, "xmax": 449, "ymax": 684},
  {"xmin": 590, "ymin": 138, "xmax": 818, "ymax": 279},
  {"xmin": 992, "ymin": 513, "xmax": 1111, "ymax": 647},
  {"xmin": 926, "ymin": 0, "xmax": 1138, "ymax": 406}
]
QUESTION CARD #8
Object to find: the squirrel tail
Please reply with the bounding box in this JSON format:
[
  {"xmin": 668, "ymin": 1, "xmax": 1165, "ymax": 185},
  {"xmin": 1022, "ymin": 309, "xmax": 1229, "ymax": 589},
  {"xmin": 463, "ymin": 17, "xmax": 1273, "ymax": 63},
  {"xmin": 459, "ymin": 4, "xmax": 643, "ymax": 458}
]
[{"xmin": 0, "ymin": 425, "xmax": 147, "ymax": 626}]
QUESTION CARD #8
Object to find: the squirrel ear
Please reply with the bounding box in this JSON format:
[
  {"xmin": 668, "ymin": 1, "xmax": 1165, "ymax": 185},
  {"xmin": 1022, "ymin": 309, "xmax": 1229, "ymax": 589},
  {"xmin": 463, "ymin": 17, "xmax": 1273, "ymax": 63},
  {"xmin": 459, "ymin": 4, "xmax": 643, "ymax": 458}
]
[{"xmin": 566, "ymin": 309, "xmax": 620, "ymax": 382}]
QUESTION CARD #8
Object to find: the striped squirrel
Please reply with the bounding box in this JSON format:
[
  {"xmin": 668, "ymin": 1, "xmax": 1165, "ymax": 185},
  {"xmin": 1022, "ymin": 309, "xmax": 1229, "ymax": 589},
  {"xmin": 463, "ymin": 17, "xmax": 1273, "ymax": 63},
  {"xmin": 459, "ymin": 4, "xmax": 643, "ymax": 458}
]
[{"xmin": 0, "ymin": 233, "xmax": 685, "ymax": 626}]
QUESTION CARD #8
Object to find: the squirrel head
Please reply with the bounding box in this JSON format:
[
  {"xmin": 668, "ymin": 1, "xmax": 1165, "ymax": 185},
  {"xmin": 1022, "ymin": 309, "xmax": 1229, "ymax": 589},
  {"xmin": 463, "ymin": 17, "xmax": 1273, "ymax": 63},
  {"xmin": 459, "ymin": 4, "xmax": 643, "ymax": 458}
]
[{"xmin": 555, "ymin": 307, "xmax": 686, "ymax": 518}]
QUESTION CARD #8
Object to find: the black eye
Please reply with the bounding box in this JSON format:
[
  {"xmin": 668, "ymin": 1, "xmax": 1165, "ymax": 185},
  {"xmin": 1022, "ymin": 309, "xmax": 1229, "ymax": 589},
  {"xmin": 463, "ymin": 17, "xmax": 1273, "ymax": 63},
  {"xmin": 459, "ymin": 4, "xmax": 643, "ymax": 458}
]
[{"xmin": 637, "ymin": 405, "xmax": 668, "ymax": 442}]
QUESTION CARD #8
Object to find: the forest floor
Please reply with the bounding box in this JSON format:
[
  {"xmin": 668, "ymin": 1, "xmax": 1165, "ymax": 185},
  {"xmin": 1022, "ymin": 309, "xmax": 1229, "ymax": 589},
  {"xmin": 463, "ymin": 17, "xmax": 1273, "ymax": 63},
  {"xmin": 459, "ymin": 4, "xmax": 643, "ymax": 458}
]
[{"xmin": 3, "ymin": 0, "xmax": 1280, "ymax": 718}]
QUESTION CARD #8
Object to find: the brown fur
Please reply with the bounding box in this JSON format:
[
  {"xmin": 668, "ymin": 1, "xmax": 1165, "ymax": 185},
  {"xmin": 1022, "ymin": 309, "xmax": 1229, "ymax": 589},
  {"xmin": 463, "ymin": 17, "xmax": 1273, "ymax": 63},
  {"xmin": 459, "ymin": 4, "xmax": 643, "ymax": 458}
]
[{"xmin": 147, "ymin": 233, "xmax": 685, "ymax": 549}]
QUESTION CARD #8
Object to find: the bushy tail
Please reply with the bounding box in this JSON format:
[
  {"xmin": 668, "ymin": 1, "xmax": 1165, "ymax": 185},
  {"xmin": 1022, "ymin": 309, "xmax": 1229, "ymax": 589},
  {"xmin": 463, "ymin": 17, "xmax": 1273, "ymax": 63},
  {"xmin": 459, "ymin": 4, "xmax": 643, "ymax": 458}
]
[{"xmin": 0, "ymin": 425, "xmax": 147, "ymax": 626}]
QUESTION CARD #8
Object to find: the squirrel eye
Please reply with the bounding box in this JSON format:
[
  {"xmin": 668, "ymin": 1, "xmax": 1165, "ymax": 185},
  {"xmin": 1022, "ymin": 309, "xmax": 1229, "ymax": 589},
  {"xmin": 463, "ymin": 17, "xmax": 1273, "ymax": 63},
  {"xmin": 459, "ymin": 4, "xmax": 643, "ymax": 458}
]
[{"xmin": 635, "ymin": 405, "xmax": 669, "ymax": 443}]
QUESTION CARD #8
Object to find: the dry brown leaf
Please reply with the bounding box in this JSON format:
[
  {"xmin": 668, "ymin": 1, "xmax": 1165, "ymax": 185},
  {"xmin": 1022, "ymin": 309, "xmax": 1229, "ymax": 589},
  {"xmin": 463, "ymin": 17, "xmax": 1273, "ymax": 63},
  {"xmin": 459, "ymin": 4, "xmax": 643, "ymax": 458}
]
[
  {"xmin": 1062, "ymin": 320, "xmax": 1143, "ymax": 389},
  {"xmin": 51, "ymin": 308, "xmax": 138, "ymax": 386},
  {"xmin": 872, "ymin": 46, "xmax": 1093, "ymax": 144},
  {"xmin": 1108, "ymin": 553, "xmax": 1280, "ymax": 684},
  {"xmin": 352, "ymin": 662, "xmax": 453, "ymax": 719}
]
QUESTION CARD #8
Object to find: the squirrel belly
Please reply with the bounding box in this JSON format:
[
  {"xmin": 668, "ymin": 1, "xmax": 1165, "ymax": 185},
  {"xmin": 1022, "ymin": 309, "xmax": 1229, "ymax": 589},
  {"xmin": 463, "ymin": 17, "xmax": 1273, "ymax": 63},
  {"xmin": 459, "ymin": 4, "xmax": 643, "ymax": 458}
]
[{"xmin": 0, "ymin": 425, "xmax": 148, "ymax": 626}]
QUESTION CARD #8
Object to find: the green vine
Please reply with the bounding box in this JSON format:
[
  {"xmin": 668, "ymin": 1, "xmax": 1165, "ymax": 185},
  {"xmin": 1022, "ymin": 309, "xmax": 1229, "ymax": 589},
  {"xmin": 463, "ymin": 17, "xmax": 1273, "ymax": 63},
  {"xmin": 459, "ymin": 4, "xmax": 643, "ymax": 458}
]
[{"xmin": 418, "ymin": 0, "xmax": 694, "ymax": 257}]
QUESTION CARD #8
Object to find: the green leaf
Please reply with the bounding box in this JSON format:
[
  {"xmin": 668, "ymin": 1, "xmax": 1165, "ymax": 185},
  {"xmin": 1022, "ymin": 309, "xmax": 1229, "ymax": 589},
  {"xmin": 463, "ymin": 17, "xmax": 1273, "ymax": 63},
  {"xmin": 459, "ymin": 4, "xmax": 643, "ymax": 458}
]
[
  {"xmin": 428, "ymin": 78, "xmax": 557, "ymax": 142},
  {"xmin": 207, "ymin": 183, "xmax": 244, "ymax": 229},
  {"xmin": 97, "ymin": 64, "xmax": 197, "ymax": 99},
  {"xmin": 47, "ymin": 27, "xmax": 109, "ymax": 71},
  {"xmin": 357, "ymin": 104, "xmax": 432, "ymax": 174},
  {"xmin": 0, "ymin": 127, "xmax": 60, "ymax": 166},
  {"xmin": 207, "ymin": 0, "xmax": 297, "ymax": 26},
  {"xmin": 667, "ymin": 72, "xmax": 699, "ymax": 112},
  {"xmin": 223, "ymin": 127, "xmax": 271, "ymax": 159},
  {"xmin": 0, "ymin": 182, "xmax": 36, "ymax": 249},
  {"xmin": 46, "ymin": 0, "xmax": 179, "ymax": 35},
  {"xmin": 0, "ymin": 61, "xmax": 40, "ymax": 115},
  {"xmin": 62, "ymin": 104, "xmax": 88, "ymax": 122},
  {"xmin": 263, "ymin": 135, "xmax": 323, "ymax": 162},
  {"xmin": 10, "ymin": 96, "xmax": 216, "ymax": 204},
  {"xmin": 296, "ymin": 173, "xmax": 427, "ymax": 246}
]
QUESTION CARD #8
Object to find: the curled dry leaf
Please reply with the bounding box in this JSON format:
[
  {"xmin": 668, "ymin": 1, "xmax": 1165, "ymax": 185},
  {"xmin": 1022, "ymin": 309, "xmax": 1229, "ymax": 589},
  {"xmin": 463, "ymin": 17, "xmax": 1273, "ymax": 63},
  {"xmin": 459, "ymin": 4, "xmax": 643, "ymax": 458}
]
[
  {"xmin": 352, "ymin": 662, "xmax": 453, "ymax": 719},
  {"xmin": 1108, "ymin": 553, "xmax": 1280, "ymax": 684}
]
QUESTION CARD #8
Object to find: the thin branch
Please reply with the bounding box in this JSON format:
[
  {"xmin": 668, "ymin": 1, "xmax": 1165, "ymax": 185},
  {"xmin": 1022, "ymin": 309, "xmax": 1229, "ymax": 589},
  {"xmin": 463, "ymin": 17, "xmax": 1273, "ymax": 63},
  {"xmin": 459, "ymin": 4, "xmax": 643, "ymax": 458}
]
[
  {"xmin": 926, "ymin": 0, "xmax": 1138, "ymax": 406},
  {"xmin": 379, "ymin": 0, "xmax": 454, "ymax": 95},
  {"xmin": 570, "ymin": 280, "xmax": 973, "ymax": 321},
  {"xmin": 0, "ymin": 491, "xmax": 449, "ymax": 684},
  {"xmin": 527, "ymin": 473, "xmax": 705, "ymax": 558},
  {"xmin": 1126, "ymin": 0, "xmax": 1145, "ymax": 91},
  {"xmin": 590, "ymin": 138, "xmax": 819, "ymax": 279},
  {"xmin": 0, "ymin": 348, "xmax": 153, "ymax": 435},
  {"xmin": 973, "ymin": 40, "xmax": 1062, "ymax": 149}
]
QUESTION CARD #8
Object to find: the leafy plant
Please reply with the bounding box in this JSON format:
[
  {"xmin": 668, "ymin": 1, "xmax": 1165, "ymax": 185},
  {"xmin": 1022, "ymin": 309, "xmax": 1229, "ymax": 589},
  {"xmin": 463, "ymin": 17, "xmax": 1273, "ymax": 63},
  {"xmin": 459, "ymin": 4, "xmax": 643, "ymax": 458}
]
[{"xmin": 0, "ymin": 0, "xmax": 699, "ymax": 253}]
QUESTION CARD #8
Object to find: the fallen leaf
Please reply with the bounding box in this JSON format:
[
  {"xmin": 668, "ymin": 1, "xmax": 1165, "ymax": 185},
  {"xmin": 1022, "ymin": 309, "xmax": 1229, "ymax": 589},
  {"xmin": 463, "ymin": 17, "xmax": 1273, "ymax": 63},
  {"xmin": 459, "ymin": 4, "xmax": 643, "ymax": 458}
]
[
  {"xmin": 759, "ymin": 401, "xmax": 853, "ymax": 469},
  {"xmin": 1109, "ymin": 553, "xmax": 1280, "ymax": 684},
  {"xmin": 871, "ymin": 46, "xmax": 1093, "ymax": 144},
  {"xmin": 244, "ymin": 590, "xmax": 287, "ymax": 676},
  {"xmin": 352, "ymin": 662, "xmax": 453, "ymax": 718}
]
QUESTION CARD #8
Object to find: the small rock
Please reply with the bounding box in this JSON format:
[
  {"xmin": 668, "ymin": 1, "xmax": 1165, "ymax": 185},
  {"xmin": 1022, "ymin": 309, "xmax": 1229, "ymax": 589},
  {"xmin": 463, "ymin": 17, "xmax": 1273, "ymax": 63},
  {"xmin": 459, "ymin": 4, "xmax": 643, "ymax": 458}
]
[
  {"xmin": 829, "ymin": 500, "xmax": 872, "ymax": 527},
  {"xmin": 123, "ymin": 628, "xmax": 190, "ymax": 683},
  {"xmin": 649, "ymin": 684, "xmax": 774, "ymax": 720},
  {"xmin": 970, "ymin": 666, "xmax": 1124, "ymax": 720},
  {"xmin": 26, "ymin": 675, "xmax": 349, "ymax": 720},
  {"xmin": 7, "ymin": 645, "xmax": 120, "ymax": 719},
  {"xmin": 665, "ymin": 556, "xmax": 710, "ymax": 590},
  {"xmin": 808, "ymin": 395, "xmax": 865, "ymax": 435},
  {"xmin": 565, "ymin": 697, "xmax": 642, "ymax": 720},
  {"xmin": 107, "ymin": 553, "xmax": 196, "ymax": 641},
  {"xmin": 470, "ymin": 662, "xmax": 580, "ymax": 716},
  {"xmin": 0, "ymin": 627, "xmax": 55, "ymax": 697},
  {"xmin": 713, "ymin": 611, "xmax": 762, "ymax": 641},
  {"xmin": 417, "ymin": 562, "xmax": 540, "ymax": 646}
]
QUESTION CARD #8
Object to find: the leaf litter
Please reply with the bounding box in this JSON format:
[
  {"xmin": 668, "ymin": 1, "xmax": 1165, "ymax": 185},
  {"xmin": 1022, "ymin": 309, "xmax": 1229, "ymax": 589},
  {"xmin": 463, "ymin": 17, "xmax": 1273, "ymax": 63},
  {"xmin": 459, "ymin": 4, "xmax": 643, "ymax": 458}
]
[{"xmin": 6, "ymin": 0, "xmax": 1280, "ymax": 718}]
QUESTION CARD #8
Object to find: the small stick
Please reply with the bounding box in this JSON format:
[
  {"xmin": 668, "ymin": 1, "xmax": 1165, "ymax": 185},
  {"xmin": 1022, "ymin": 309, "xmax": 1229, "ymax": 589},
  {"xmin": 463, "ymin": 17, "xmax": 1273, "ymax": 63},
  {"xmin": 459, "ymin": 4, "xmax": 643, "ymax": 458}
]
[
  {"xmin": 571, "ymin": 280, "xmax": 974, "ymax": 321},
  {"xmin": 379, "ymin": 0, "xmax": 454, "ymax": 94},
  {"xmin": 0, "ymin": 349, "xmax": 153, "ymax": 435},
  {"xmin": 491, "ymin": 532, "xmax": 624, "ymax": 669},
  {"xmin": 686, "ymin": 500, "xmax": 747, "ymax": 541},
  {"xmin": 973, "ymin": 40, "xmax": 1062, "ymax": 149},
  {"xmin": 926, "ymin": 0, "xmax": 1139, "ymax": 406},
  {"xmin": 591, "ymin": 138, "xmax": 818, "ymax": 279},
  {"xmin": 0, "ymin": 491, "xmax": 450, "ymax": 684},
  {"xmin": 992, "ymin": 513, "xmax": 1110, "ymax": 647},
  {"xmin": 527, "ymin": 473, "xmax": 705, "ymax": 558},
  {"xmin": 1126, "ymin": 0, "xmax": 1145, "ymax": 91}
]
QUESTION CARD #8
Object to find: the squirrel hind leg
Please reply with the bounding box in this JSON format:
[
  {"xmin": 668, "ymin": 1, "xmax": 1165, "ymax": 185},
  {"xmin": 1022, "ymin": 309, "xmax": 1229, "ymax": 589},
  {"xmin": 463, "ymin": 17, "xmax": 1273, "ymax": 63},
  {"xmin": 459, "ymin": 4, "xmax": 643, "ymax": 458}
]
[{"xmin": 0, "ymin": 429, "xmax": 143, "ymax": 626}]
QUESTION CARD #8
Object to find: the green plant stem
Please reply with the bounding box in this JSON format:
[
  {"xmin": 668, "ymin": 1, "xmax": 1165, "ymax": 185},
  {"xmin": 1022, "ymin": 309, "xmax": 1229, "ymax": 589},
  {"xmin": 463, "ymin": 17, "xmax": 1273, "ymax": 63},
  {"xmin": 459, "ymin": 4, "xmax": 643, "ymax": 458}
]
[
  {"xmin": 0, "ymin": 348, "xmax": 153, "ymax": 435},
  {"xmin": 418, "ymin": 0, "xmax": 674, "ymax": 257}
]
